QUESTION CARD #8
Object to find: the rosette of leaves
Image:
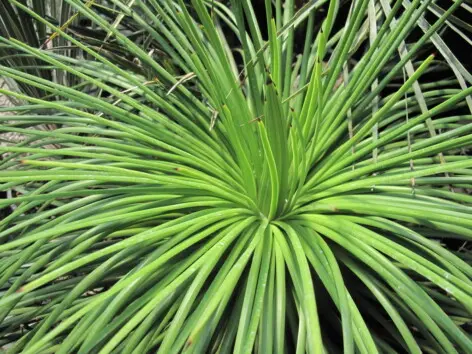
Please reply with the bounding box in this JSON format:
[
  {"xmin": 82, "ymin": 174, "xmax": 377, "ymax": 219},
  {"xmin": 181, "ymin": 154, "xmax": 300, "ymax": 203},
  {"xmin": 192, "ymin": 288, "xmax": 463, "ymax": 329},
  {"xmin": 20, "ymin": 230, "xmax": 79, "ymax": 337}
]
[{"xmin": 0, "ymin": 0, "xmax": 471, "ymax": 353}]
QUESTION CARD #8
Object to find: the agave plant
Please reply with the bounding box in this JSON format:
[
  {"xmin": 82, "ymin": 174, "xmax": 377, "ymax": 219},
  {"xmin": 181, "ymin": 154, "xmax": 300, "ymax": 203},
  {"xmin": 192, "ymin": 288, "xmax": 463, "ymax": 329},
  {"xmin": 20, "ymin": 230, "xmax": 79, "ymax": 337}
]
[{"xmin": 0, "ymin": 0, "xmax": 471, "ymax": 352}]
